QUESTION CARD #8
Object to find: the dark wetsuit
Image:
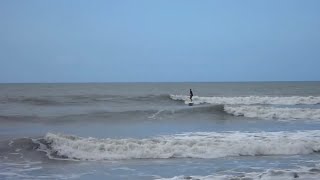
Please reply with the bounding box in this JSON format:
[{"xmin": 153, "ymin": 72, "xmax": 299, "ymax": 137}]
[{"xmin": 190, "ymin": 89, "xmax": 193, "ymax": 102}]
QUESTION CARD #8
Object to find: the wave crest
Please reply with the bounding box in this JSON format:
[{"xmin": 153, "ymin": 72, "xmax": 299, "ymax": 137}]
[
  {"xmin": 224, "ymin": 105, "xmax": 320, "ymax": 120},
  {"xmin": 170, "ymin": 95, "xmax": 320, "ymax": 105},
  {"xmin": 35, "ymin": 131, "xmax": 320, "ymax": 161}
]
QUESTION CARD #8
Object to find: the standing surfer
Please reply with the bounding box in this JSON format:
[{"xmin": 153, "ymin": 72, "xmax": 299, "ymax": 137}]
[{"xmin": 190, "ymin": 89, "xmax": 193, "ymax": 102}]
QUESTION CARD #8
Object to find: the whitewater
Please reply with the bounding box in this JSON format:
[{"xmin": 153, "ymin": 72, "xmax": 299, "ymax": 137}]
[
  {"xmin": 1, "ymin": 82, "xmax": 320, "ymax": 180},
  {"xmin": 170, "ymin": 95, "xmax": 320, "ymax": 120},
  {"xmin": 35, "ymin": 131, "xmax": 320, "ymax": 161},
  {"xmin": 170, "ymin": 95, "xmax": 320, "ymax": 105}
]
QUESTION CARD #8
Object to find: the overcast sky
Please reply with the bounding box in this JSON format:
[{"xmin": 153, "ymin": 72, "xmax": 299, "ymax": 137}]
[{"xmin": 1, "ymin": 0, "xmax": 319, "ymax": 82}]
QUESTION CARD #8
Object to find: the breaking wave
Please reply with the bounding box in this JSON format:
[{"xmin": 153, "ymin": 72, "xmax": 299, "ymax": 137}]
[
  {"xmin": 224, "ymin": 105, "xmax": 320, "ymax": 120},
  {"xmin": 170, "ymin": 95, "xmax": 320, "ymax": 120},
  {"xmin": 34, "ymin": 131, "xmax": 320, "ymax": 161},
  {"xmin": 170, "ymin": 95, "xmax": 320, "ymax": 105}
]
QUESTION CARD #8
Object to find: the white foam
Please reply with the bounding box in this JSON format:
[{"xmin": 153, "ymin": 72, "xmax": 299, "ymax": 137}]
[
  {"xmin": 224, "ymin": 105, "xmax": 320, "ymax": 120},
  {"xmin": 148, "ymin": 110, "xmax": 164, "ymax": 119},
  {"xmin": 157, "ymin": 164, "xmax": 320, "ymax": 180},
  {"xmin": 37, "ymin": 131, "xmax": 320, "ymax": 161},
  {"xmin": 0, "ymin": 160, "xmax": 88, "ymax": 180},
  {"xmin": 157, "ymin": 168, "xmax": 320, "ymax": 180},
  {"xmin": 170, "ymin": 95, "xmax": 320, "ymax": 105}
]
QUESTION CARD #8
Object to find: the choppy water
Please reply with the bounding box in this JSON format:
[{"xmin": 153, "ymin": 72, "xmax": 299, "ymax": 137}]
[{"xmin": 1, "ymin": 82, "xmax": 320, "ymax": 180}]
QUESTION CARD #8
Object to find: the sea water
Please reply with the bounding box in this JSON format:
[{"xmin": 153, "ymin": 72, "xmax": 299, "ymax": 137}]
[{"xmin": 1, "ymin": 82, "xmax": 320, "ymax": 179}]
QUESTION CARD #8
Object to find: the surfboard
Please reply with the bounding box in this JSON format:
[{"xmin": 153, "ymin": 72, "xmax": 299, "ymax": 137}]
[{"xmin": 188, "ymin": 102, "xmax": 194, "ymax": 106}]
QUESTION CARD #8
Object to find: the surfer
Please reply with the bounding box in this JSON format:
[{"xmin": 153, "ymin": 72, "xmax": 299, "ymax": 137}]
[{"xmin": 189, "ymin": 89, "xmax": 193, "ymax": 102}]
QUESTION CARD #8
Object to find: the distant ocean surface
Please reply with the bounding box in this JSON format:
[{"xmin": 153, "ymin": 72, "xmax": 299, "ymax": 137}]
[{"xmin": 1, "ymin": 82, "xmax": 320, "ymax": 180}]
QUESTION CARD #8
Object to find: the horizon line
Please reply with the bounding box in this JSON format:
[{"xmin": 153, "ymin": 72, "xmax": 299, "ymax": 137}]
[{"xmin": 0, "ymin": 80, "xmax": 319, "ymax": 84}]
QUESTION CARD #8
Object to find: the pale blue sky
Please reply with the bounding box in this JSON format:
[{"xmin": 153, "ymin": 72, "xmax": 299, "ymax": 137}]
[{"xmin": 1, "ymin": 0, "xmax": 319, "ymax": 82}]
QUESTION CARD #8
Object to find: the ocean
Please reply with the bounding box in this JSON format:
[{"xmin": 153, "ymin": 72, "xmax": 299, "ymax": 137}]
[{"xmin": 1, "ymin": 82, "xmax": 320, "ymax": 180}]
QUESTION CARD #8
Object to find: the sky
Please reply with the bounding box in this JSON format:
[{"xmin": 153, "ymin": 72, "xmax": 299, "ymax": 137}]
[{"xmin": 0, "ymin": 0, "xmax": 320, "ymax": 83}]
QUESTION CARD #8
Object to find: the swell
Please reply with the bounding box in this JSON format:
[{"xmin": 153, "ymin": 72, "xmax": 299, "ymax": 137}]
[
  {"xmin": 0, "ymin": 94, "xmax": 173, "ymax": 106},
  {"xmin": 56, "ymin": 105, "xmax": 226, "ymax": 122},
  {"xmin": 28, "ymin": 131, "xmax": 320, "ymax": 161},
  {"xmin": 2, "ymin": 104, "xmax": 318, "ymax": 123},
  {"xmin": 0, "ymin": 105, "xmax": 226, "ymax": 123},
  {"xmin": 1, "ymin": 97, "xmax": 62, "ymax": 106},
  {"xmin": 4, "ymin": 94, "xmax": 320, "ymax": 106},
  {"xmin": 0, "ymin": 115, "xmax": 40, "ymax": 123}
]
